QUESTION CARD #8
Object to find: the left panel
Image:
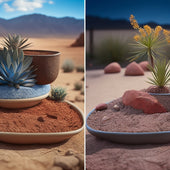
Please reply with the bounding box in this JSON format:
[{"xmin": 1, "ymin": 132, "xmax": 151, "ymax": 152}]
[{"xmin": 0, "ymin": 0, "xmax": 85, "ymax": 169}]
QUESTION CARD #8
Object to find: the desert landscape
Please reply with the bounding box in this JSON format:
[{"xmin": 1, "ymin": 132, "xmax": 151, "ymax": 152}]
[{"xmin": 0, "ymin": 36, "xmax": 84, "ymax": 170}]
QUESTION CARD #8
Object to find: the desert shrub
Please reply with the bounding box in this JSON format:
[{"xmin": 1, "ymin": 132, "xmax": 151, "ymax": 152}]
[
  {"xmin": 50, "ymin": 87, "xmax": 67, "ymax": 101},
  {"xmin": 80, "ymin": 88, "xmax": 84, "ymax": 95},
  {"xmin": 94, "ymin": 38, "xmax": 130, "ymax": 65},
  {"xmin": 74, "ymin": 82, "xmax": 83, "ymax": 90},
  {"xmin": 76, "ymin": 66, "xmax": 84, "ymax": 72},
  {"xmin": 62, "ymin": 59, "xmax": 74, "ymax": 72}
]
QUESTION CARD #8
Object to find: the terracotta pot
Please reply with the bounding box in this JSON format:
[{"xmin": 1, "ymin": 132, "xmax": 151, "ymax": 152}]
[{"xmin": 24, "ymin": 50, "xmax": 60, "ymax": 85}]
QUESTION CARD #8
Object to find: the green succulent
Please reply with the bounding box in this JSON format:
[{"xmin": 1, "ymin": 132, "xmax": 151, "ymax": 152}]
[
  {"xmin": 2, "ymin": 34, "xmax": 31, "ymax": 51},
  {"xmin": 74, "ymin": 81, "xmax": 83, "ymax": 90},
  {"xmin": 50, "ymin": 87, "xmax": 67, "ymax": 101},
  {"xmin": 0, "ymin": 47, "xmax": 36, "ymax": 89},
  {"xmin": 147, "ymin": 58, "xmax": 170, "ymax": 87},
  {"xmin": 62, "ymin": 59, "xmax": 74, "ymax": 72}
]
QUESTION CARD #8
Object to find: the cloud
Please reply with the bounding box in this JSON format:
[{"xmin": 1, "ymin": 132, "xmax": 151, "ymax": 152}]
[
  {"xmin": 2, "ymin": 0, "xmax": 46, "ymax": 12},
  {"xmin": 13, "ymin": 0, "xmax": 44, "ymax": 11},
  {"xmin": 3, "ymin": 2, "xmax": 14, "ymax": 11},
  {"xmin": 0, "ymin": 0, "xmax": 11, "ymax": 4},
  {"xmin": 48, "ymin": 0, "xmax": 53, "ymax": 4}
]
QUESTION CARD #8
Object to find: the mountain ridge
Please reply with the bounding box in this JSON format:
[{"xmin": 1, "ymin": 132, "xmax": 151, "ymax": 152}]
[
  {"xmin": 86, "ymin": 15, "xmax": 170, "ymax": 30},
  {"xmin": 0, "ymin": 14, "xmax": 84, "ymax": 37}
]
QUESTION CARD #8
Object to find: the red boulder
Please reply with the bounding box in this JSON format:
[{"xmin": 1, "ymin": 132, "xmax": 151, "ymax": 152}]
[
  {"xmin": 125, "ymin": 62, "xmax": 144, "ymax": 76},
  {"xmin": 104, "ymin": 62, "xmax": 121, "ymax": 74},
  {"xmin": 122, "ymin": 90, "xmax": 166, "ymax": 114},
  {"xmin": 139, "ymin": 61, "xmax": 150, "ymax": 71},
  {"xmin": 95, "ymin": 103, "xmax": 108, "ymax": 111}
]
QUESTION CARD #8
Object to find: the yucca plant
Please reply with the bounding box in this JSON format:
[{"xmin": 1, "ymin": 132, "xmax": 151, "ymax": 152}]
[
  {"xmin": 0, "ymin": 47, "xmax": 36, "ymax": 89},
  {"xmin": 129, "ymin": 15, "xmax": 170, "ymax": 67},
  {"xmin": 2, "ymin": 34, "xmax": 31, "ymax": 51},
  {"xmin": 147, "ymin": 58, "xmax": 170, "ymax": 93}
]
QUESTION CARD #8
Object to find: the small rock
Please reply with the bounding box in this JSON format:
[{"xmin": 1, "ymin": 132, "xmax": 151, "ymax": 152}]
[
  {"xmin": 95, "ymin": 103, "xmax": 108, "ymax": 111},
  {"xmin": 139, "ymin": 61, "xmax": 150, "ymax": 71},
  {"xmin": 37, "ymin": 117, "xmax": 44, "ymax": 122},
  {"xmin": 122, "ymin": 90, "xmax": 167, "ymax": 114},
  {"xmin": 101, "ymin": 116, "xmax": 111, "ymax": 122},
  {"xmin": 65, "ymin": 149, "xmax": 75, "ymax": 156},
  {"xmin": 125, "ymin": 62, "xmax": 144, "ymax": 76},
  {"xmin": 104, "ymin": 62, "xmax": 121, "ymax": 74},
  {"xmin": 53, "ymin": 155, "xmax": 79, "ymax": 169},
  {"xmin": 113, "ymin": 104, "xmax": 120, "ymax": 111}
]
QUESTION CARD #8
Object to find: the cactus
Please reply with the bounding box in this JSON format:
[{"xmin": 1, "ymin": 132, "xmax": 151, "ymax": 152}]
[{"xmin": 50, "ymin": 87, "xmax": 67, "ymax": 101}]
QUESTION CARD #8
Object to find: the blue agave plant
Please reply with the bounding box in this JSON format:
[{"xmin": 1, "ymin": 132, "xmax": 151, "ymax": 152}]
[{"xmin": 0, "ymin": 47, "xmax": 36, "ymax": 89}]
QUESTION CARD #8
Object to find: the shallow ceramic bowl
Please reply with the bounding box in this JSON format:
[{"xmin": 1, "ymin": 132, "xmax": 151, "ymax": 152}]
[
  {"xmin": 86, "ymin": 103, "xmax": 170, "ymax": 144},
  {"xmin": 0, "ymin": 85, "xmax": 51, "ymax": 109},
  {"xmin": 0, "ymin": 101, "xmax": 84, "ymax": 144}
]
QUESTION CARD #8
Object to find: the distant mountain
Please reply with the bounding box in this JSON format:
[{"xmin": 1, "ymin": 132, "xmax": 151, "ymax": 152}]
[
  {"xmin": 86, "ymin": 16, "xmax": 170, "ymax": 30},
  {"xmin": 0, "ymin": 14, "xmax": 84, "ymax": 37}
]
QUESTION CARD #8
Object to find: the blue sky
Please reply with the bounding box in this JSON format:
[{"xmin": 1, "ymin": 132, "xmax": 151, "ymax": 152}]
[
  {"xmin": 0, "ymin": 0, "xmax": 84, "ymax": 19},
  {"xmin": 86, "ymin": 0, "xmax": 170, "ymax": 24}
]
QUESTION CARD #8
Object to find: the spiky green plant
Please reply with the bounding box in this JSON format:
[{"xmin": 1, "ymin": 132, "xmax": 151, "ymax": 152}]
[
  {"xmin": 147, "ymin": 59, "xmax": 170, "ymax": 88},
  {"xmin": 2, "ymin": 34, "xmax": 31, "ymax": 51},
  {"xmin": 0, "ymin": 47, "xmax": 36, "ymax": 89},
  {"xmin": 50, "ymin": 87, "xmax": 67, "ymax": 101}
]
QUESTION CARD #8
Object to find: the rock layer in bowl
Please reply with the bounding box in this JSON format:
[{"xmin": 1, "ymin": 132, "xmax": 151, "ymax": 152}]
[{"xmin": 0, "ymin": 85, "xmax": 50, "ymax": 109}]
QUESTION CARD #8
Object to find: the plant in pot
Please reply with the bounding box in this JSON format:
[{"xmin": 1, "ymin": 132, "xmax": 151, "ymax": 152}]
[
  {"xmin": 0, "ymin": 34, "xmax": 51, "ymax": 108},
  {"xmin": 129, "ymin": 14, "xmax": 170, "ymax": 111},
  {"xmin": 2, "ymin": 34, "xmax": 60, "ymax": 85},
  {"xmin": 0, "ymin": 34, "xmax": 84, "ymax": 144}
]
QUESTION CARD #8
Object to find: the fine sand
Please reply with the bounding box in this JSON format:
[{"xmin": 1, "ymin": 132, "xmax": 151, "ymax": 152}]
[
  {"xmin": 0, "ymin": 37, "xmax": 84, "ymax": 170},
  {"xmin": 86, "ymin": 69, "xmax": 170, "ymax": 170}
]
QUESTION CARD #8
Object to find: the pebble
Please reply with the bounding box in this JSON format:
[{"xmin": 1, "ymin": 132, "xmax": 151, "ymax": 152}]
[
  {"xmin": 95, "ymin": 103, "xmax": 108, "ymax": 111},
  {"xmin": 113, "ymin": 104, "xmax": 120, "ymax": 111},
  {"xmin": 53, "ymin": 155, "xmax": 79, "ymax": 169},
  {"xmin": 101, "ymin": 116, "xmax": 111, "ymax": 122}
]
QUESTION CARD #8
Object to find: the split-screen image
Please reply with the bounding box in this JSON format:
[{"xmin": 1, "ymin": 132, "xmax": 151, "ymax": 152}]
[{"xmin": 0, "ymin": 0, "xmax": 170, "ymax": 170}]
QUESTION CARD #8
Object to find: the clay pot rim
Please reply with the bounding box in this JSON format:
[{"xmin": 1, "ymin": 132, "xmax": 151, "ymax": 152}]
[
  {"xmin": 0, "ymin": 100, "xmax": 84, "ymax": 135},
  {"xmin": 24, "ymin": 49, "xmax": 60, "ymax": 57}
]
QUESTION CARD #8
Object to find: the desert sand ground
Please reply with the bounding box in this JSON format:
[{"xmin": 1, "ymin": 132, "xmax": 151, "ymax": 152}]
[{"xmin": 0, "ymin": 37, "xmax": 84, "ymax": 170}]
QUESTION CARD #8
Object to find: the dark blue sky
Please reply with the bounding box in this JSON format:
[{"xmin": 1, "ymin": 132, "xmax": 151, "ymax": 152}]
[{"xmin": 86, "ymin": 0, "xmax": 170, "ymax": 24}]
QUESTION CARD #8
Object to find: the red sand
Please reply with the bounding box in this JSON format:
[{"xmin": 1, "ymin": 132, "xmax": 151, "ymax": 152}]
[{"xmin": 0, "ymin": 98, "xmax": 83, "ymax": 133}]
